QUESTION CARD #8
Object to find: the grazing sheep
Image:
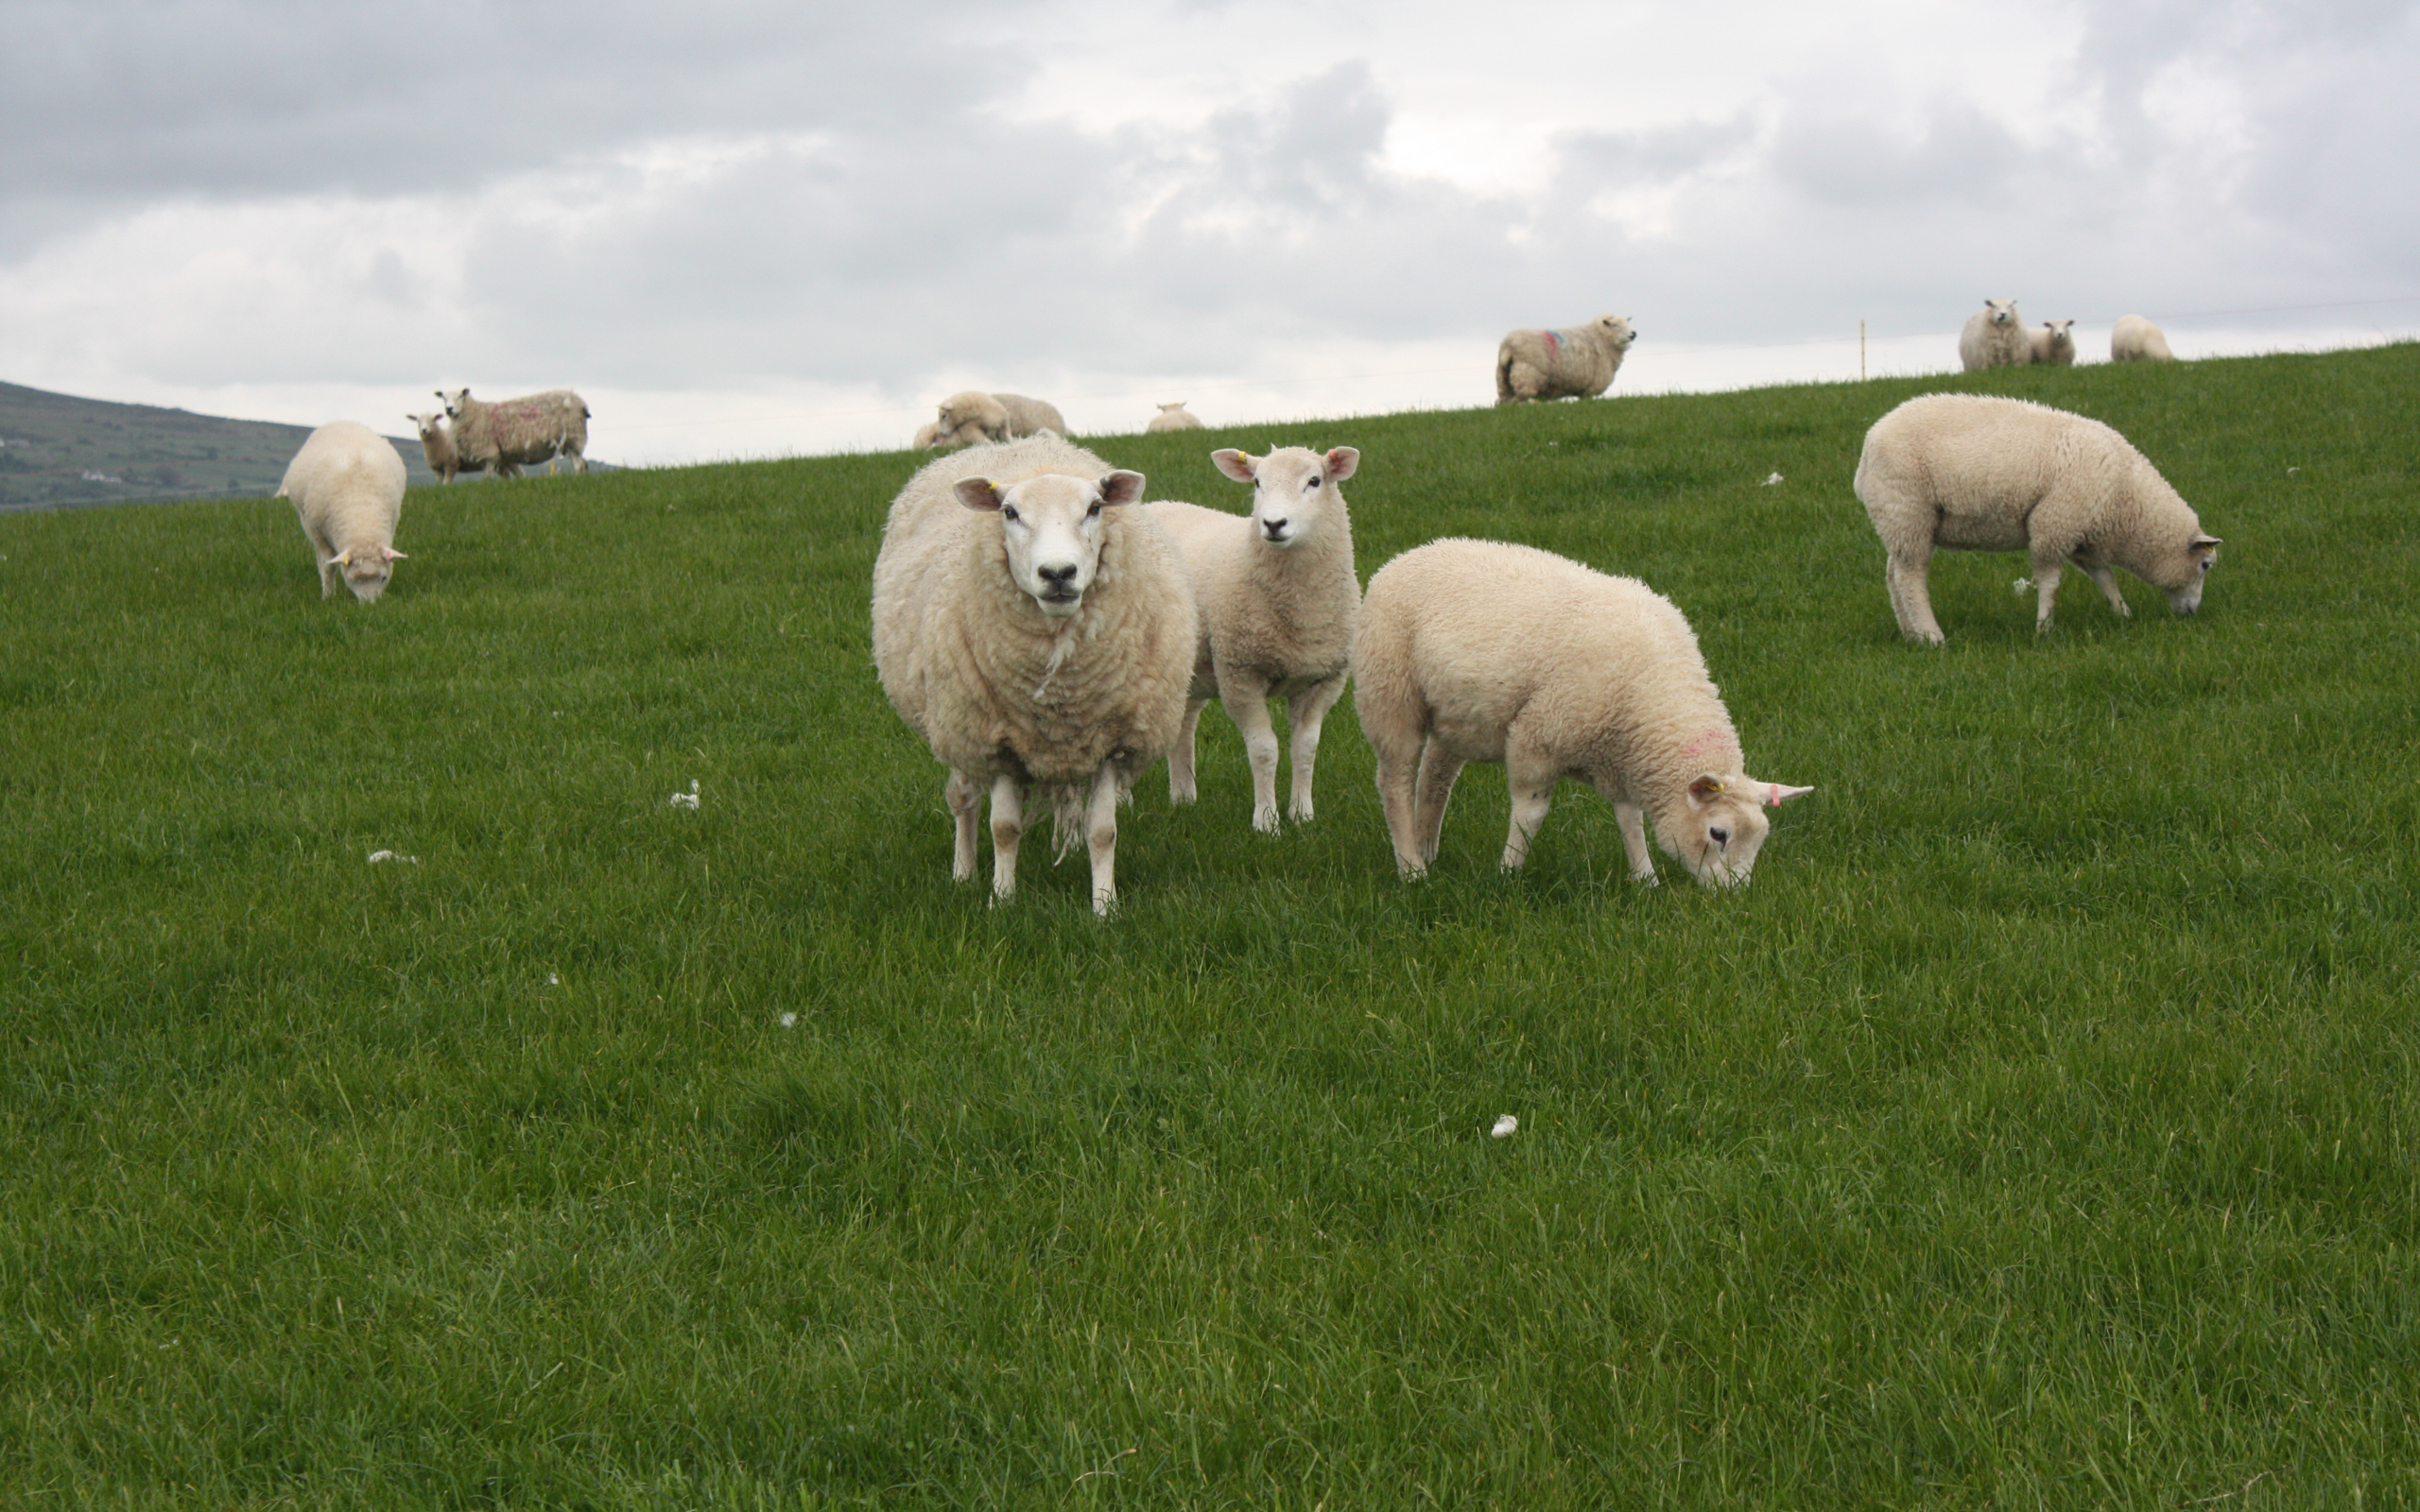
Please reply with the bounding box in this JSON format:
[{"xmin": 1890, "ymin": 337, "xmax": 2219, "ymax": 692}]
[
  {"xmin": 1147, "ymin": 403, "xmax": 1204, "ymax": 433},
  {"xmin": 2112, "ymin": 314, "xmax": 2176, "ymax": 363},
  {"xmin": 2030, "ymin": 318, "xmax": 2077, "ymax": 367},
  {"xmin": 1855, "ymin": 393, "xmax": 2221, "ymax": 643},
  {"xmin": 1495, "ymin": 315, "xmax": 1636, "ymax": 404},
  {"xmin": 406, "ymin": 410, "xmax": 477, "ymax": 483},
  {"xmin": 277, "ymin": 421, "xmax": 408, "ymax": 602},
  {"xmin": 1354, "ymin": 539, "xmax": 1811, "ymax": 887},
  {"xmin": 1958, "ymin": 299, "xmax": 2030, "ymax": 370},
  {"xmin": 1143, "ymin": 445, "xmax": 1361, "ymax": 833},
  {"xmin": 933, "ymin": 391, "xmax": 1069, "ymax": 448},
  {"xmin": 438, "ymin": 387, "xmax": 590, "ymax": 477},
  {"xmin": 871, "ymin": 434, "xmax": 1198, "ymax": 916}
]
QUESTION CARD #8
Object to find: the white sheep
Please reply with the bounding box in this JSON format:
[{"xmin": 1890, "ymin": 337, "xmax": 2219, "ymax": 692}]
[
  {"xmin": 2111, "ymin": 315, "xmax": 2176, "ymax": 363},
  {"xmin": 871, "ymin": 433, "xmax": 1198, "ymax": 916},
  {"xmin": 1354, "ymin": 538, "xmax": 1811, "ymax": 887},
  {"xmin": 1855, "ymin": 393, "xmax": 2221, "ymax": 643},
  {"xmin": 1142, "ymin": 446, "xmax": 1361, "ymax": 833},
  {"xmin": 933, "ymin": 391, "xmax": 1069, "ymax": 447},
  {"xmin": 277, "ymin": 421, "xmax": 408, "ymax": 602},
  {"xmin": 1958, "ymin": 299, "xmax": 2030, "ymax": 370},
  {"xmin": 438, "ymin": 387, "xmax": 590, "ymax": 476},
  {"xmin": 1495, "ymin": 316, "xmax": 1636, "ymax": 404},
  {"xmin": 2029, "ymin": 318, "xmax": 2077, "ymax": 367},
  {"xmin": 910, "ymin": 420, "xmax": 945, "ymax": 450},
  {"xmin": 406, "ymin": 411, "xmax": 476, "ymax": 483},
  {"xmin": 1147, "ymin": 403, "xmax": 1204, "ymax": 433}
]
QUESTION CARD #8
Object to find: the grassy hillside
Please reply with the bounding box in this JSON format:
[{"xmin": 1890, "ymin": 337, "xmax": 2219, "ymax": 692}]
[{"xmin": 2, "ymin": 345, "xmax": 2415, "ymax": 1508}]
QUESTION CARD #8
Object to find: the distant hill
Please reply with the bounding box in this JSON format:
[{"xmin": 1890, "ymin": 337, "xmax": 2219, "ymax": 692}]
[{"xmin": 0, "ymin": 381, "xmax": 606, "ymax": 511}]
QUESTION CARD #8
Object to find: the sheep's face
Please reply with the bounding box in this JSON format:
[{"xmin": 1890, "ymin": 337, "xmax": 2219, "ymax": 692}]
[
  {"xmin": 2164, "ymin": 533, "xmax": 2221, "ymax": 615},
  {"xmin": 1672, "ymin": 774, "xmax": 1813, "ymax": 887},
  {"xmin": 955, "ymin": 470, "xmax": 1147, "ymax": 618},
  {"xmin": 2044, "ymin": 318, "xmax": 2076, "ymax": 351},
  {"xmin": 329, "ymin": 544, "xmax": 406, "ymax": 603},
  {"xmin": 406, "ymin": 412, "xmax": 449, "ymax": 451},
  {"xmin": 437, "ymin": 388, "xmax": 473, "ymax": 420},
  {"xmin": 1210, "ymin": 445, "xmax": 1357, "ymax": 549},
  {"xmin": 1595, "ymin": 316, "xmax": 1637, "ymax": 351},
  {"xmin": 1984, "ymin": 299, "xmax": 2019, "ymax": 328}
]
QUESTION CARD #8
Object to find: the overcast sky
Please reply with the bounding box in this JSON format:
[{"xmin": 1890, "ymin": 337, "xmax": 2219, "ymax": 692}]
[{"xmin": 4, "ymin": 0, "xmax": 2414, "ymax": 463}]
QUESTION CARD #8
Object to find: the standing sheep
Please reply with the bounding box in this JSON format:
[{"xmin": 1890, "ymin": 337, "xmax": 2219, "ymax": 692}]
[
  {"xmin": 933, "ymin": 391, "xmax": 1069, "ymax": 447},
  {"xmin": 1354, "ymin": 539, "xmax": 1811, "ymax": 887},
  {"xmin": 277, "ymin": 421, "xmax": 408, "ymax": 602},
  {"xmin": 1495, "ymin": 315, "xmax": 1636, "ymax": 404},
  {"xmin": 1147, "ymin": 403, "xmax": 1204, "ymax": 433},
  {"xmin": 2030, "ymin": 318, "xmax": 2077, "ymax": 367},
  {"xmin": 2112, "ymin": 315, "xmax": 2176, "ymax": 363},
  {"xmin": 1143, "ymin": 445, "xmax": 1361, "ymax": 833},
  {"xmin": 1958, "ymin": 299, "xmax": 2030, "ymax": 370},
  {"xmin": 871, "ymin": 434, "xmax": 1198, "ymax": 916},
  {"xmin": 1855, "ymin": 394, "xmax": 2221, "ymax": 644},
  {"xmin": 406, "ymin": 411, "xmax": 477, "ymax": 483},
  {"xmin": 438, "ymin": 387, "xmax": 591, "ymax": 476}
]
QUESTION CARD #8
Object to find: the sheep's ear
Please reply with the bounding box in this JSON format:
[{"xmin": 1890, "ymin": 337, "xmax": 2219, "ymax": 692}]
[
  {"xmin": 1756, "ymin": 782, "xmax": 1814, "ymax": 808},
  {"xmin": 1098, "ymin": 470, "xmax": 1146, "ymax": 507},
  {"xmin": 1211, "ymin": 449, "xmax": 1256, "ymax": 484},
  {"xmin": 333, "ymin": 548, "xmax": 354, "ymax": 569},
  {"xmin": 2189, "ymin": 534, "xmax": 2221, "ymax": 556},
  {"xmin": 1323, "ymin": 446, "xmax": 1360, "ymax": 482},
  {"xmin": 1686, "ymin": 774, "xmax": 1726, "ymax": 805},
  {"xmin": 955, "ymin": 478, "xmax": 1004, "ymax": 512},
  {"xmin": 385, "ymin": 548, "xmax": 407, "ymax": 561}
]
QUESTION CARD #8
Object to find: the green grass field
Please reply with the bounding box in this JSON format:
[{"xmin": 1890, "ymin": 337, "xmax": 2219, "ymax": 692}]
[{"xmin": 3, "ymin": 345, "xmax": 2415, "ymax": 1508}]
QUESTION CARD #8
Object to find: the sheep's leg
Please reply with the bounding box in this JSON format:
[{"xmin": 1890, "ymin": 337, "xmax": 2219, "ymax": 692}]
[
  {"xmin": 1501, "ymin": 749, "xmax": 1558, "ymax": 871},
  {"xmin": 945, "ymin": 769, "xmax": 981, "ymax": 882},
  {"xmin": 1599, "ymin": 789, "xmax": 1659, "ymax": 885},
  {"xmin": 1167, "ymin": 698, "xmax": 1206, "ymax": 805},
  {"xmin": 1412, "ymin": 745, "xmax": 1466, "ymax": 868},
  {"xmin": 2077, "ymin": 558, "xmax": 2130, "ymax": 619},
  {"xmin": 2031, "ymin": 552, "xmax": 2066, "ymax": 634},
  {"xmin": 987, "ymin": 774, "xmax": 1026, "ymax": 903},
  {"xmin": 1218, "ymin": 672, "xmax": 1283, "ymax": 833},
  {"xmin": 1084, "ymin": 765, "xmax": 1121, "ymax": 919},
  {"xmin": 1374, "ymin": 734, "xmax": 1428, "ymax": 878},
  {"xmin": 1885, "ymin": 548, "xmax": 1944, "ymax": 644},
  {"xmin": 1284, "ymin": 677, "xmax": 1345, "ymax": 824}
]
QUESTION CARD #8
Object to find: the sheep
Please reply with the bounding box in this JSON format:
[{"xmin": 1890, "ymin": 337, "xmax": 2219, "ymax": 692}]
[
  {"xmin": 933, "ymin": 391, "xmax": 1069, "ymax": 448},
  {"xmin": 1147, "ymin": 403, "xmax": 1204, "ymax": 433},
  {"xmin": 1354, "ymin": 538, "xmax": 1811, "ymax": 887},
  {"xmin": 1142, "ymin": 446, "xmax": 1361, "ymax": 833},
  {"xmin": 277, "ymin": 421, "xmax": 408, "ymax": 602},
  {"xmin": 1958, "ymin": 299, "xmax": 2030, "ymax": 369},
  {"xmin": 911, "ymin": 420, "xmax": 945, "ymax": 450},
  {"xmin": 2112, "ymin": 314, "xmax": 2176, "ymax": 363},
  {"xmin": 1855, "ymin": 393, "xmax": 2221, "ymax": 644},
  {"xmin": 2029, "ymin": 318, "xmax": 2077, "ymax": 367},
  {"xmin": 871, "ymin": 433, "xmax": 1198, "ymax": 916},
  {"xmin": 1495, "ymin": 316, "xmax": 1636, "ymax": 404},
  {"xmin": 437, "ymin": 387, "xmax": 590, "ymax": 476},
  {"xmin": 406, "ymin": 410, "xmax": 479, "ymax": 483}
]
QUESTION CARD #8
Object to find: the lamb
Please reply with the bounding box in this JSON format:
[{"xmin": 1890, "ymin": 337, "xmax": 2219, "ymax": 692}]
[
  {"xmin": 2111, "ymin": 315, "xmax": 2176, "ymax": 363},
  {"xmin": 1146, "ymin": 403, "xmax": 1204, "ymax": 433},
  {"xmin": 1854, "ymin": 393, "xmax": 2221, "ymax": 643},
  {"xmin": 406, "ymin": 410, "xmax": 478, "ymax": 483},
  {"xmin": 438, "ymin": 387, "xmax": 590, "ymax": 476},
  {"xmin": 1958, "ymin": 299, "xmax": 2030, "ymax": 369},
  {"xmin": 1142, "ymin": 446, "xmax": 1361, "ymax": 833},
  {"xmin": 277, "ymin": 421, "xmax": 409, "ymax": 602},
  {"xmin": 1495, "ymin": 315, "xmax": 1636, "ymax": 404},
  {"xmin": 871, "ymin": 433, "xmax": 1198, "ymax": 916},
  {"xmin": 2029, "ymin": 318, "xmax": 2077, "ymax": 367},
  {"xmin": 933, "ymin": 391, "xmax": 1069, "ymax": 447},
  {"xmin": 1353, "ymin": 538, "xmax": 1811, "ymax": 887}
]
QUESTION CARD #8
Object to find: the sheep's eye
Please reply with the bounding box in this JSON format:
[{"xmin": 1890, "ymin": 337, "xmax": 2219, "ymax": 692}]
[
  {"xmin": 1001, "ymin": 506, "xmax": 1019, "ymax": 523},
  {"xmin": 1306, "ymin": 477, "xmax": 1320, "ymax": 490},
  {"xmin": 1087, "ymin": 502, "xmax": 1102, "ymax": 518}
]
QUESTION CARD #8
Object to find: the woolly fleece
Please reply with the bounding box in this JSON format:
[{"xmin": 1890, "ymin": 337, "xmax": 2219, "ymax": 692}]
[
  {"xmin": 1495, "ymin": 316, "xmax": 1636, "ymax": 403},
  {"xmin": 277, "ymin": 421, "xmax": 408, "ymax": 602},
  {"xmin": 1958, "ymin": 300, "xmax": 2030, "ymax": 370}
]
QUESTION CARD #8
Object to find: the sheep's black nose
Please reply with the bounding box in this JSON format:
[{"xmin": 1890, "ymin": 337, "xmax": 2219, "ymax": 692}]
[
  {"xmin": 1262, "ymin": 518, "xmax": 1288, "ymax": 539},
  {"xmin": 1038, "ymin": 563, "xmax": 1077, "ymax": 587},
  {"xmin": 1709, "ymin": 826, "xmax": 1729, "ymax": 847}
]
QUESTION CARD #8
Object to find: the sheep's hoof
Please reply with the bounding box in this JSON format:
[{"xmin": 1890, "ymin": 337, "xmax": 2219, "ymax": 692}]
[
  {"xmin": 1633, "ymin": 870, "xmax": 1660, "ymax": 887},
  {"xmin": 1169, "ymin": 786, "xmax": 1196, "ymax": 806},
  {"xmin": 1252, "ymin": 808, "xmax": 1281, "ymax": 833},
  {"xmin": 1288, "ymin": 802, "xmax": 1315, "ymax": 824}
]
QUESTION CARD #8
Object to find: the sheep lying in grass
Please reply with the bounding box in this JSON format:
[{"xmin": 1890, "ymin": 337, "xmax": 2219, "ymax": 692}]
[
  {"xmin": 872, "ymin": 434, "xmax": 1197, "ymax": 916},
  {"xmin": 406, "ymin": 411, "xmax": 476, "ymax": 483},
  {"xmin": 1958, "ymin": 300, "xmax": 2030, "ymax": 369},
  {"xmin": 2030, "ymin": 319, "xmax": 2077, "ymax": 367},
  {"xmin": 911, "ymin": 421, "xmax": 944, "ymax": 450},
  {"xmin": 1354, "ymin": 539, "xmax": 1810, "ymax": 887},
  {"xmin": 1495, "ymin": 316, "xmax": 1635, "ymax": 403},
  {"xmin": 1855, "ymin": 394, "xmax": 2221, "ymax": 643},
  {"xmin": 278, "ymin": 421, "xmax": 408, "ymax": 602},
  {"xmin": 1143, "ymin": 446, "xmax": 1361, "ymax": 833},
  {"xmin": 439, "ymin": 387, "xmax": 590, "ymax": 476},
  {"xmin": 933, "ymin": 392, "xmax": 1069, "ymax": 447},
  {"xmin": 2112, "ymin": 315, "xmax": 2176, "ymax": 363},
  {"xmin": 1147, "ymin": 403, "xmax": 1204, "ymax": 433}
]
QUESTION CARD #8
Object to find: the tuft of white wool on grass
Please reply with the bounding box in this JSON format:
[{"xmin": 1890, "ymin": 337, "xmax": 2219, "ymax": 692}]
[
  {"xmin": 1958, "ymin": 299, "xmax": 2031, "ymax": 370},
  {"xmin": 438, "ymin": 387, "xmax": 591, "ymax": 477},
  {"xmin": 1353, "ymin": 539, "xmax": 1812, "ymax": 889},
  {"xmin": 871, "ymin": 433, "xmax": 1199, "ymax": 917},
  {"xmin": 1141, "ymin": 446, "xmax": 1362, "ymax": 833},
  {"xmin": 1495, "ymin": 315, "xmax": 1636, "ymax": 404},
  {"xmin": 367, "ymin": 850, "xmax": 418, "ymax": 864},
  {"xmin": 1855, "ymin": 393, "xmax": 2221, "ymax": 644},
  {"xmin": 668, "ymin": 780, "xmax": 700, "ymax": 809},
  {"xmin": 406, "ymin": 410, "xmax": 481, "ymax": 484},
  {"xmin": 2029, "ymin": 318, "xmax": 2077, "ymax": 367},
  {"xmin": 1762, "ymin": 472, "xmax": 1785, "ymax": 486},
  {"xmin": 2111, "ymin": 314, "xmax": 2177, "ymax": 363},
  {"xmin": 1490, "ymin": 1114, "xmax": 1518, "ymax": 1138},
  {"xmin": 278, "ymin": 421, "xmax": 409, "ymax": 602},
  {"xmin": 1146, "ymin": 402, "xmax": 1204, "ymax": 433}
]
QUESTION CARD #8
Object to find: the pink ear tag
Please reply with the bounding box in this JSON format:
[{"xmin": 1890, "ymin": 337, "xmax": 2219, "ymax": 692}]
[{"xmin": 1767, "ymin": 783, "xmax": 1780, "ymax": 808}]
